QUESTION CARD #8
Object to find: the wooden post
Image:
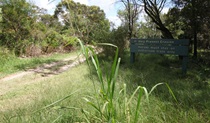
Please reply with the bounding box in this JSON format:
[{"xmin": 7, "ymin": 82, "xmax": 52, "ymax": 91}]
[
  {"xmin": 182, "ymin": 56, "xmax": 188, "ymax": 74},
  {"xmin": 130, "ymin": 52, "xmax": 135, "ymax": 63}
]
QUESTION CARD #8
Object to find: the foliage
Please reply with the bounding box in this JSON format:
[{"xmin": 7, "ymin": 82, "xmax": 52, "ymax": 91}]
[
  {"xmin": 39, "ymin": 14, "xmax": 62, "ymax": 31},
  {"xmin": 0, "ymin": 0, "xmax": 110, "ymax": 56},
  {"xmin": 164, "ymin": 8, "xmax": 185, "ymax": 39},
  {"xmin": 138, "ymin": 15, "xmax": 162, "ymax": 38},
  {"xmin": 142, "ymin": 0, "xmax": 174, "ymax": 39},
  {"xmin": 44, "ymin": 30, "xmax": 62, "ymax": 47},
  {"xmin": 0, "ymin": 0, "xmax": 37, "ymax": 55},
  {"xmin": 117, "ymin": 0, "xmax": 142, "ymax": 39},
  {"xmin": 166, "ymin": 0, "xmax": 210, "ymax": 57},
  {"xmin": 54, "ymin": 0, "xmax": 110, "ymax": 44},
  {"xmin": 100, "ymin": 26, "xmax": 128, "ymax": 59},
  {"xmin": 0, "ymin": 47, "xmax": 15, "ymax": 67}
]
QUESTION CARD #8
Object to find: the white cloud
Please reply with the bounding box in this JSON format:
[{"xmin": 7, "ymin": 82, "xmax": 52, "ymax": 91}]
[
  {"xmin": 108, "ymin": 16, "xmax": 121, "ymax": 27},
  {"xmin": 87, "ymin": 0, "xmax": 120, "ymax": 26},
  {"xmin": 89, "ymin": 0, "xmax": 116, "ymax": 11},
  {"xmin": 30, "ymin": 0, "xmax": 55, "ymax": 10},
  {"xmin": 162, "ymin": 7, "xmax": 169, "ymax": 14},
  {"xmin": 94, "ymin": 0, "xmax": 118, "ymax": 17},
  {"xmin": 27, "ymin": 0, "xmax": 59, "ymax": 14},
  {"xmin": 74, "ymin": 0, "xmax": 88, "ymax": 5}
]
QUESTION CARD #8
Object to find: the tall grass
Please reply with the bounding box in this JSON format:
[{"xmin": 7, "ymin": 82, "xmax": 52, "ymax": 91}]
[{"xmin": 78, "ymin": 40, "xmax": 177, "ymax": 122}]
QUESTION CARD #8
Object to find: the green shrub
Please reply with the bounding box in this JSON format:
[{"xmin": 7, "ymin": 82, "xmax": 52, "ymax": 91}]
[
  {"xmin": 0, "ymin": 46, "xmax": 15, "ymax": 70},
  {"xmin": 101, "ymin": 26, "xmax": 128, "ymax": 59},
  {"xmin": 62, "ymin": 35, "xmax": 78, "ymax": 51},
  {"xmin": 0, "ymin": 46, "xmax": 13, "ymax": 58},
  {"xmin": 41, "ymin": 30, "xmax": 62, "ymax": 53}
]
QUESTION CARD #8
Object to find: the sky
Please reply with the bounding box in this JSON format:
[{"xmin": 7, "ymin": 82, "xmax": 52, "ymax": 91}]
[{"xmin": 29, "ymin": 0, "xmax": 170, "ymax": 27}]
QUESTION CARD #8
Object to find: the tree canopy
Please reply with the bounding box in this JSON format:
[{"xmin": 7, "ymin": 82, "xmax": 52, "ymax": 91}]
[
  {"xmin": 0, "ymin": 0, "xmax": 210, "ymax": 58},
  {"xmin": 54, "ymin": 0, "xmax": 110, "ymax": 43},
  {"xmin": 165, "ymin": 0, "xmax": 210, "ymax": 57},
  {"xmin": 0, "ymin": 0, "xmax": 110, "ymax": 56}
]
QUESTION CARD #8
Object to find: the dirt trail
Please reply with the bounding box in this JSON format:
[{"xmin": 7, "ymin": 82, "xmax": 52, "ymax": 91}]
[
  {"xmin": 0, "ymin": 54, "xmax": 86, "ymax": 96},
  {"xmin": 0, "ymin": 47, "xmax": 102, "ymax": 112}
]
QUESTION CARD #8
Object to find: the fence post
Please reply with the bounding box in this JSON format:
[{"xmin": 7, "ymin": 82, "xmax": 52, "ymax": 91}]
[
  {"xmin": 182, "ymin": 56, "xmax": 188, "ymax": 74},
  {"xmin": 130, "ymin": 52, "xmax": 135, "ymax": 63}
]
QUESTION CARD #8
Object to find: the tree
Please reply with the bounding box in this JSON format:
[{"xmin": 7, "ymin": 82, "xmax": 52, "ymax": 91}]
[
  {"xmin": 117, "ymin": 0, "xmax": 142, "ymax": 39},
  {"xmin": 170, "ymin": 0, "xmax": 210, "ymax": 57},
  {"xmin": 138, "ymin": 15, "xmax": 162, "ymax": 38},
  {"xmin": 87, "ymin": 6, "xmax": 110, "ymax": 43},
  {"xmin": 0, "ymin": 0, "xmax": 36, "ymax": 54},
  {"xmin": 0, "ymin": 7, "xmax": 2, "ymax": 33},
  {"xmin": 164, "ymin": 8, "xmax": 185, "ymax": 39},
  {"xmin": 142, "ymin": 0, "xmax": 174, "ymax": 39},
  {"xmin": 39, "ymin": 14, "xmax": 62, "ymax": 32},
  {"xmin": 54, "ymin": 0, "xmax": 110, "ymax": 43}
]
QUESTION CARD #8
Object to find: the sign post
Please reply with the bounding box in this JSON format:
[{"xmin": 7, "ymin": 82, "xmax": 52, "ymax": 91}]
[{"xmin": 130, "ymin": 39, "xmax": 189, "ymax": 74}]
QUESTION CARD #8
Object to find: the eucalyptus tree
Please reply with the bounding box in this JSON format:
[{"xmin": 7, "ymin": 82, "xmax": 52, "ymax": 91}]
[
  {"xmin": 165, "ymin": 0, "xmax": 210, "ymax": 57},
  {"xmin": 0, "ymin": 0, "xmax": 37, "ymax": 54},
  {"xmin": 142, "ymin": 0, "xmax": 173, "ymax": 39},
  {"xmin": 86, "ymin": 5, "xmax": 110, "ymax": 43},
  {"xmin": 0, "ymin": 7, "xmax": 2, "ymax": 33},
  {"xmin": 39, "ymin": 14, "xmax": 62, "ymax": 31},
  {"xmin": 117, "ymin": 0, "xmax": 174, "ymax": 39},
  {"xmin": 138, "ymin": 15, "xmax": 162, "ymax": 38},
  {"xmin": 54, "ymin": 0, "xmax": 110, "ymax": 43},
  {"xmin": 117, "ymin": 0, "xmax": 143, "ymax": 39}
]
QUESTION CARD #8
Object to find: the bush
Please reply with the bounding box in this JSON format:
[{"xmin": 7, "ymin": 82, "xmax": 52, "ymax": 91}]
[
  {"xmin": 101, "ymin": 26, "xmax": 128, "ymax": 58},
  {"xmin": 25, "ymin": 44, "xmax": 42, "ymax": 57},
  {"xmin": 41, "ymin": 30, "xmax": 62, "ymax": 53},
  {"xmin": 62, "ymin": 35, "xmax": 78, "ymax": 51},
  {"xmin": 0, "ymin": 47, "xmax": 15, "ymax": 65}
]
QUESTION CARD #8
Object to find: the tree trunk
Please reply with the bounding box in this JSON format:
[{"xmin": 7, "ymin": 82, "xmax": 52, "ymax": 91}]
[
  {"xmin": 192, "ymin": 0, "xmax": 197, "ymax": 58},
  {"xmin": 156, "ymin": 22, "xmax": 174, "ymax": 39},
  {"xmin": 193, "ymin": 24, "xmax": 197, "ymax": 58},
  {"xmin": 143, "ymin": 0, "xmax": 174, "ymax": 39}
]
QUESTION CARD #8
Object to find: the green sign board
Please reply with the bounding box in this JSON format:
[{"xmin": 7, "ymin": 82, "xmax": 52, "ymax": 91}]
[{"xmin": 130, "ymin": 39, "xmax": 189, "ymax": 74}]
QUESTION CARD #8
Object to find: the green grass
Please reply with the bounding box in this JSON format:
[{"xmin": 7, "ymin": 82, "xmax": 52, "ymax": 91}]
[
  {"xmin": 0, "ymin": 48, "xmax": 209, "ymax": 122},
  {"xmin": 0, "ymin": 51, "xmax": 78, "ymax": 78},
  {"xmin": 0, "ymin": 63, "xmax": 93, "ymax": 122}
]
